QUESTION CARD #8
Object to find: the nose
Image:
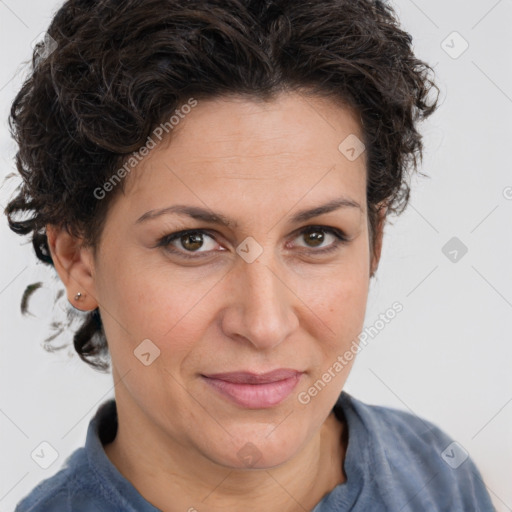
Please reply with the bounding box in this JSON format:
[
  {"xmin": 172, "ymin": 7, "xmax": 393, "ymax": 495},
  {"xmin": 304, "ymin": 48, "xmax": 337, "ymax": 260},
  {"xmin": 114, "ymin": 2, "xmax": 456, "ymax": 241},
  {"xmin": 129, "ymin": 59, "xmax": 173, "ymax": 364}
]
[{"xmin": 220, "ymin": 250, "xmax": 299, "ymax": 351}]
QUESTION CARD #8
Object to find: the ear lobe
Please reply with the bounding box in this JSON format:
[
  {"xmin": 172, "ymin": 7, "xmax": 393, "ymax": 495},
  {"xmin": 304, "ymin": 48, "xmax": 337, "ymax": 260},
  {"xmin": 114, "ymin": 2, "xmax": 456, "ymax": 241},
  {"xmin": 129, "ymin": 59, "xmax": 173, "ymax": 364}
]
[{"xmin": 46, "ymin": 224, "xmax": 99, "ymax": 311}]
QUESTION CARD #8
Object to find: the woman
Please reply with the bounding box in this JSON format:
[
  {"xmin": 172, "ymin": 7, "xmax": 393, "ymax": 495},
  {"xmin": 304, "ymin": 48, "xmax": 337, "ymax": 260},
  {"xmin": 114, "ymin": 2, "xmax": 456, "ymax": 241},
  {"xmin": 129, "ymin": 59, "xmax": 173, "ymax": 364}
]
[{"xmin": 5, "ymin": 0, "xmax": 495, "ymax": 510}]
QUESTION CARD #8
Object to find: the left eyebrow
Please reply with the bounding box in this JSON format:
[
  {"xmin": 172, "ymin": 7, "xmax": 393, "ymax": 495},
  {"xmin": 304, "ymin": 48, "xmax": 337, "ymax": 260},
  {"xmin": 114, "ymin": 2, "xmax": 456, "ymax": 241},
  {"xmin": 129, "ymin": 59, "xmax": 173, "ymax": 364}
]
[
  {"xmin": 135, "ymin": 197, "xmax": 362, "ymax": 228},
  {"xmin": 290, "ymin": 197, "xmax": 362, "ymax": 223}
]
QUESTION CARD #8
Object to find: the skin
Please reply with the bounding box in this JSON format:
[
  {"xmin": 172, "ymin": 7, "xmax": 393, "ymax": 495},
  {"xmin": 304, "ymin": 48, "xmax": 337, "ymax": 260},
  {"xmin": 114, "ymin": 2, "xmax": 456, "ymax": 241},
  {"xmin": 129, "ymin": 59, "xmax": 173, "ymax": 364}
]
[{"xmin": 47, "ymin": 91, "xmax": 385, "ymax": 512}]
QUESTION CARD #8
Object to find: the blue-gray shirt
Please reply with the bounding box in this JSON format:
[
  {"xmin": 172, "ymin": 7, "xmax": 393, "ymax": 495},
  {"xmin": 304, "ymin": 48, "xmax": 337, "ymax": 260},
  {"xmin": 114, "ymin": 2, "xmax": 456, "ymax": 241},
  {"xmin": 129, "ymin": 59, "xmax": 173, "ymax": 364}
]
[{"xmin": 15, "ymin": 391, "xmax": 496, "ymax": 511}]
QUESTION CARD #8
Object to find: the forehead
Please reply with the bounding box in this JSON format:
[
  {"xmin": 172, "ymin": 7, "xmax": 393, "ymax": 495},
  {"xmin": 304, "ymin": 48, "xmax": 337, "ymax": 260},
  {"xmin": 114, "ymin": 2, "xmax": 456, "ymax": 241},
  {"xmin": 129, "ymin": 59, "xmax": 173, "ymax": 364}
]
[
  {"xmin": 121, "ymin": 91, "xmax": 367, "ymax": 213},
  {"xmin": 166, "ymin": 92, "xmax": 363, "ymax": 164}
]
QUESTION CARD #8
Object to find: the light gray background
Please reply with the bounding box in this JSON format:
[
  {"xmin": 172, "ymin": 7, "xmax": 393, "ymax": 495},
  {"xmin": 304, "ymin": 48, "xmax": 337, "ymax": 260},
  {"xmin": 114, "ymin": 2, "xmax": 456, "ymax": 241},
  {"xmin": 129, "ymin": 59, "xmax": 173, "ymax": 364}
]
[{"xmin": 0, "ymin": 0, "xmax": 511, "ymax": 510}]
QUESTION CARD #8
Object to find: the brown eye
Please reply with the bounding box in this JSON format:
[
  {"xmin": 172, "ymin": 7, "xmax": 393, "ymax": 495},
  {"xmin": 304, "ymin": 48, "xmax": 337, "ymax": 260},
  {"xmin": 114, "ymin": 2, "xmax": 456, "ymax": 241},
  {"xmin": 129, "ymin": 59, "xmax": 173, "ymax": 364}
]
[
  {"xmin": 180, "ymin": 232, "xmax": 205, "ymax": 251},
  {"xmin": 157, "ymin": 225, "xmax": 347, "ymax": 261},
  {"xmin": 158, "ymin": 230, "xmax": 219, "ymax": 257},
  {"xmin": 302, "ymin": 228, "xmax": 326, "ymax": 248},
  {"xmin": 293, "ymin": 226, "xmax": 346, "ymax": 252}
]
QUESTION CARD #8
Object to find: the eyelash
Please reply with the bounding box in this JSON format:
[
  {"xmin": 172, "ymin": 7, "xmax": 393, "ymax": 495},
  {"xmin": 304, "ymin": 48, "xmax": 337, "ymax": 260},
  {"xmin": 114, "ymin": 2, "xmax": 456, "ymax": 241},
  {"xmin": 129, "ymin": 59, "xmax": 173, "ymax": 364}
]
[{"xmin": 156, "ymin": 225, "xmax": 348, "ymax": 260}]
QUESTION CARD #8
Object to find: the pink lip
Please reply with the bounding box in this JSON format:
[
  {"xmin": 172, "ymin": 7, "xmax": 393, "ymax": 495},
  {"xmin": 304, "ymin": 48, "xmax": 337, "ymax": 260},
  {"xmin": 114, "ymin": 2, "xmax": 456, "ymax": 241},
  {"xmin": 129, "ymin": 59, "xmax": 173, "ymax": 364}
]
[{"xmin": 201, "ymin": 369, "xmax": 303, "ymax": 409}]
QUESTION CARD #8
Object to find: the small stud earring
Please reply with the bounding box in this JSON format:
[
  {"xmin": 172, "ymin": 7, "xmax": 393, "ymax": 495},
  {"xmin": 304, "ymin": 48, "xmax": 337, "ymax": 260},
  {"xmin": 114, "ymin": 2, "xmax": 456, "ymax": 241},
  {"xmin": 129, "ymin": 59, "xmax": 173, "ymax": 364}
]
[{"xmin": 74, "ymin": 292, "xmax": 84, "ymax": 301}]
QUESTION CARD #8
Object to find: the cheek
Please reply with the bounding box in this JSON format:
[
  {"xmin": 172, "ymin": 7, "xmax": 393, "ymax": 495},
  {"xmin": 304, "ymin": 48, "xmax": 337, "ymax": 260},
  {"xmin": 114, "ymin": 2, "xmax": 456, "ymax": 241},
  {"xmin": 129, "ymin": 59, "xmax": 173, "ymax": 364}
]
[
  {"xmin": 298, "ymin": 237, "xmax": 371, "ymax": 336},
  {"xmin": 294, "ymin": 253, "xmax": 370, "ymax": 411},
  {"xmin": 96, "ymin": 245, "xmax": 213, "ymax": 339},
  {"xmin": 312, "ymin": 276, "xmax": 369, "ymax": 364}
]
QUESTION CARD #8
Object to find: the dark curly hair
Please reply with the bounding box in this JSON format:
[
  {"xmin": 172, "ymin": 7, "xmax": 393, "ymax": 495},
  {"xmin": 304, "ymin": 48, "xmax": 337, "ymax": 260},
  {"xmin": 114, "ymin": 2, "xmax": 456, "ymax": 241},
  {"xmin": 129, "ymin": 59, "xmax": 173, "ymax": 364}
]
[{"xmin": 4, "ymin": 0, "xmax": 439, "ymax": 372}]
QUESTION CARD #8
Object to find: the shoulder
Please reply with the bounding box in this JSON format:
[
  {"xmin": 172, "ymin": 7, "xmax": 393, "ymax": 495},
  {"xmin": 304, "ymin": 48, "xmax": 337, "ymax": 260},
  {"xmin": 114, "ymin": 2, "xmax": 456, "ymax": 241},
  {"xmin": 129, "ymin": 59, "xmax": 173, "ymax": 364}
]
[
  {"xmin": 337, "ymin": 392, "xmax": 496, "ymax": 511},
  {"xmin": 14, "ymin": 448, "xmax": 109, "ymax": 512},
  {"xmin": 347, "ymin": 394, "xmax": 467, "ymax": 465}
]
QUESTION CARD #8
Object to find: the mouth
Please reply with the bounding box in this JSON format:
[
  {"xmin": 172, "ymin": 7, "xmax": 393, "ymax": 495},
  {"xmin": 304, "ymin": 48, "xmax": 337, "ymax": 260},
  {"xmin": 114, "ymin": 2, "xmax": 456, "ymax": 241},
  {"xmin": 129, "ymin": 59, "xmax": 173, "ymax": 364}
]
[{"xmin": 200, "ymin": 369, "xmax": 303, "ymax": 409}]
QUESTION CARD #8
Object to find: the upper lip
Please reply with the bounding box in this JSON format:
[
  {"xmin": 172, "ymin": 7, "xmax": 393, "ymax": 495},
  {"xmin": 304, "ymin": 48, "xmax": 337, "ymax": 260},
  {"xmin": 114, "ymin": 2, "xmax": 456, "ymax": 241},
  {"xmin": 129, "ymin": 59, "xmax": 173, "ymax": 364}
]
[{"xmin": 202, "ymin": 369, "xmax": 302, "ymax": 384}]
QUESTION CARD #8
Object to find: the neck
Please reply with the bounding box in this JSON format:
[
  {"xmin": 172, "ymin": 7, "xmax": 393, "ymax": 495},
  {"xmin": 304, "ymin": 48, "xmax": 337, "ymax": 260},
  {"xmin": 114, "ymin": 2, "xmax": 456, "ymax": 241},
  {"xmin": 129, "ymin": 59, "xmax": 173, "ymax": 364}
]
[{"xmin": 104, "ymin": 390, "xmax": 347, "ymax": 512}]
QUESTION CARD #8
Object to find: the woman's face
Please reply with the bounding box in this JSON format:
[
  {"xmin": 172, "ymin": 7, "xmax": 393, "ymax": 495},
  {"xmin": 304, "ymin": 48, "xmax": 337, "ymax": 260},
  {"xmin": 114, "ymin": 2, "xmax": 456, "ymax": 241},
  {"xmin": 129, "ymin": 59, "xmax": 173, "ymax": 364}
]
[{"xmin": 67, "ymin": 91, "xmax": 381, "ymax": 469}]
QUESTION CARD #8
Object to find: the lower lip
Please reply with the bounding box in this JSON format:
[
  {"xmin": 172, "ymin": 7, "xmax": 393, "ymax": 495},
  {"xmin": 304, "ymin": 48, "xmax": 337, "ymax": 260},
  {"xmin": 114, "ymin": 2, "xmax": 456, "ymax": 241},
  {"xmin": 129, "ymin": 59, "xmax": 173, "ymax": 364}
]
[{"xmin": 201, "ymin": 374, "xmax": 302, "ymax": 409}]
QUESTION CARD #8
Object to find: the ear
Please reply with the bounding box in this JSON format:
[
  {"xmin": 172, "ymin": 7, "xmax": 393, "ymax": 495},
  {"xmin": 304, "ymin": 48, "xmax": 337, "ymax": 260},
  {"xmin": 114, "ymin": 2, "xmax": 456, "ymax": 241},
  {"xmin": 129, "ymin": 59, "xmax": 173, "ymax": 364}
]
[
  {"xmin": 370, "ymin": 205, "xmax": 387, "ymax": 277},
  {"xmin": 46, "ymin": 224, "xmax": 99, "ymax": 311}
]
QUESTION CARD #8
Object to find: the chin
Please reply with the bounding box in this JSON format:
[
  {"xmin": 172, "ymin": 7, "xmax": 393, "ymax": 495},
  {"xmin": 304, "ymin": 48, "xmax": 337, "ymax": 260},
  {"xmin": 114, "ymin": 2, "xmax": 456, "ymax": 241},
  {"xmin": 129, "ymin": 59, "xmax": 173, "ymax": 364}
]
[{"xmin": 204, "ymin": 427, "xmax": 305, "ymax": 470}]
